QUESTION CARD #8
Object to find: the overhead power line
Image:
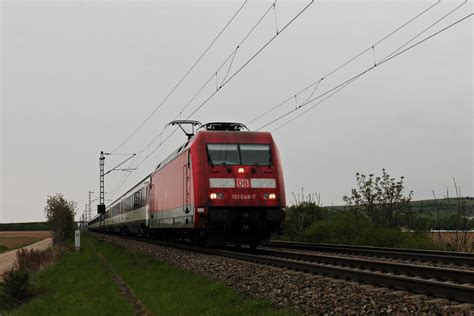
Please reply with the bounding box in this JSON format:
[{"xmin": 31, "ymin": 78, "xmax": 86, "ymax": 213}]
[
  {"xmin": 256, "ymin": 11, "xmax": 473, "ymax": 132},
  {"xmin": 131, "ymin": 0, "xmax": 281, "ymax": 165},
  {"xmin": 185, "ymin": 0, "xmax": 315, "ymax": 120},
  {"xmin": 111, "ymin": 0, "xmax": 248, "ymax": 153},
  {"xmin": 131, "ymin": 0, "xmax": 315, "ymax": 171},
  {"xmin": 246, "ymin": 0, "xmax": 442, "ymax": 127}
]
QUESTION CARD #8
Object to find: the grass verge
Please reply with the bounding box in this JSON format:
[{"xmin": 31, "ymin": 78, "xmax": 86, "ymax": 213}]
[
  {"xmin": 0, "ymin": 246, "xmax": 7, "ymax": 254},
  {"xmin": 8, "ymin": 234, "xmax": 297, "ymax": 315},
  {"xmin": 7, "ymin": 243, "xmax": 135, "ymax": 315},
  {"xmin": 87, "ymin": 234, "xmax": 296, "ymax": 316}
]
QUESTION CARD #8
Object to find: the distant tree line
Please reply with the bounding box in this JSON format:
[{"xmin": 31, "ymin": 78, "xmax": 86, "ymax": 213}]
[{"xmin": 0, "ymin": 222, "xmax": 50, "ymax": 231}]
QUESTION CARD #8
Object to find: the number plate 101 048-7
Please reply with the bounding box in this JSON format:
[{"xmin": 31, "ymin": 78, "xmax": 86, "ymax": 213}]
[
  {"xmin": 232, "ymin": 194, "xmax": 256, "ymax": 200},
  {"xmin": 236, "ymin": 179, "xmax": 250, "ymax": 188}
]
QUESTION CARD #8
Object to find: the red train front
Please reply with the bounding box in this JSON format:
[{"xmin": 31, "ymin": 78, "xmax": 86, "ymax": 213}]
[
  {"xmin": 91, "ymin": 122, "xmax": 286, "ymax": 247},
  {"xmin": 149, "ymin": 122, "xmax": 286, "ymax": 246}
]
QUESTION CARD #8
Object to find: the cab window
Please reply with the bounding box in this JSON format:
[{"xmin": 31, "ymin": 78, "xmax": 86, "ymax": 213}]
[
  {"xmin": 207, "ymin": 143, "xmax": 272, "ymax": 166},
  {"xmin": 240, "ymin": 144, "xmax": 272, "ymax": 166},
  {"xmin": 207, "ymin": 144, "xmax": 240, "ymax": 165}
]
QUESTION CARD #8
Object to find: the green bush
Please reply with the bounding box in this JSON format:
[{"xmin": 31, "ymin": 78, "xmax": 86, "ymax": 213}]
[
  {"xmin": 283, "ymin": 201, "xmax": 326, "ymax": 240},
  {"xmin": 0, "ymin": 269, "xmax": 33, "ymax": 309},
  {"xmin": 1, "ymin": 247, "xmax": 59, "ymax": 311},
  {"xmin": 300, "ymin": 211, "xmax": 439, "ymax": 249}
]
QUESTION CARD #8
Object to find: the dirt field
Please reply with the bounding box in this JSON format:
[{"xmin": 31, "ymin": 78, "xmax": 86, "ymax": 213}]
[
  {"xmin": 0, "ymin": 231, "xmax": 52, "ymax": 250},
  {"xmin": 430, "ymin": 231, "xmax": 474, "ymax": 253},
  {"xmin": 0, "ymin": 237, "xmax": 53, "ymax": 280}
]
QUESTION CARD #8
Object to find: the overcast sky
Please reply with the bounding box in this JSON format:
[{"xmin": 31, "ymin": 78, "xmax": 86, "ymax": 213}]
[{"xmin": 1, "ymin": 0, "xmax": 472, "ymax": 223}]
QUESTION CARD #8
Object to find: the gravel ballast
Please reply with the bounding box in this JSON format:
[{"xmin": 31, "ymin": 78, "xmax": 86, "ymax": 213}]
[{"xmin": 96, "ymin": 234, "xmax": 474, "ymax": 315}]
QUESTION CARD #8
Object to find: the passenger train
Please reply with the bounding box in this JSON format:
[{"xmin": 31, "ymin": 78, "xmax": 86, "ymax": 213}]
[{"xmin": 88, "ymin": 122, "xmax": 286, "ymax": 247}]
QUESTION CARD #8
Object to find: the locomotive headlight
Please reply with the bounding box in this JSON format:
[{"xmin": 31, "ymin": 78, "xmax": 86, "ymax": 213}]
[
  {"xmin": 238, "ymin": 167, "xmax": 245, "ymax": 173},
  {"xmin": 264, "ymin": 193, "xmax": 277, "ymax": 200},
  {"xmin": 210, "ymin": 193, "xmax": 224, "ymax": 200}
]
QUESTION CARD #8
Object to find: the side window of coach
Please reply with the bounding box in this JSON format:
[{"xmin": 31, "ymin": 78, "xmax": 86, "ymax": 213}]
[{"xmin": 133, "ymin": 190, "xmax": 143, "ymax": 210}]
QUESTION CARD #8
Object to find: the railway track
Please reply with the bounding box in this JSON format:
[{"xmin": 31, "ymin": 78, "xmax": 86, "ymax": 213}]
[
  {"xmin": 268, "ymin": 240, "xmax": 474, "ymax": 266},
  {"xmin": 97, "ymin": 233, "xmax": 474, "ymax": 304}
]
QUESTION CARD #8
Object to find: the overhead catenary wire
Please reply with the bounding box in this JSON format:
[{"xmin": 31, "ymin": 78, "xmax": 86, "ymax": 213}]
[
  {"xmin": 246, "ymin": 0, "xmax": 442, "ymax": 127},
  {"xmin": 110, "ymin": 0, "xmax": 248, "ymax": 153},
  {"xmin": 103, "ymin": 2, "xmax": 264, "ymax": 199},
  {"xmin": 127, "ymin": 0, "xmax": 446, "ymax": 176},
  {"xmin": 270, "ymin": 74, "xmax": 364, "ymax": 133},
  {"xmin": 379, "ymin": 0, "xmax": 467, "ymax": 64},
  {"xmin": 256, "ymin": 67, "xmax": 374, "ymax": 130},
  {"xmin": 273, "ymin": 12, "xmax": 473, "ymax": 133},
  {"xmin": 185, "ymin": 0, "xmax": 315, "ymax": 120},
  {"xmin": 256, "ymin": 12, "xmax": 473, "ymax": 132},
  {"xmin": 108, "ymin": 154, "xmax": 141, "ymax": 201},
  {"xmin": 130, "ymin": 0, "xmax": 315, "ymax": 171},
  {"xmin": 135, "ymin": 127, "xmax": 179, "ymax": 168},
  {"xmin": 173, "ymin": 0, "xmax": 279, "ymax": 120},
  {"xmin": 123, "ymin": 0, "xmax": 286, "ymax": 170},
  {"xmin": 104, "ymin": 153, "xmax": 136, "ymax": 176}
]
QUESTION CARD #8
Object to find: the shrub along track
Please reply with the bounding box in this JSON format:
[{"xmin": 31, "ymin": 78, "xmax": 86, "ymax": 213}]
[{"xmin": 93, "ymin": 233, "xmax": 474, "ymax": 314}]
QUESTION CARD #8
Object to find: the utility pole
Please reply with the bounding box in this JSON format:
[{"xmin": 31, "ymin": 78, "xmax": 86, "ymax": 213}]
[
  {"xmin": 88, "ymin": 191, "xmax": 94, "ymax": 221},
  {"xmin": 98, "ymin": 151, "xmax": 107, "ymax": 231},
  {"xmin": 98, "ymin": 151, "xmax": 106, "ymax": 215},
  {"xmin": 84, "ymin": 204, "xmax": 88, "ymax": 230},
  {"xmin": 97, "ymin": 151, "xmax": 136, "ymax": 230}
]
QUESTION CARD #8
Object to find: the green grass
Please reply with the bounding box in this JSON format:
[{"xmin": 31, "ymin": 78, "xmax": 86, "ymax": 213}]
[
  {"xmin": 87, "ymin": 235, "xmax": 296, "ymax": 316},
  {"xmin": 0, "ymin": 245, "xmax": 7, "ymax": 253},
  {"xmin": 7, "ymin": 235, "xmax": 297, "ymax": 316},
  {"xmin": 8, "ymin": 244, "xmax": 135, "ymax": 315}
]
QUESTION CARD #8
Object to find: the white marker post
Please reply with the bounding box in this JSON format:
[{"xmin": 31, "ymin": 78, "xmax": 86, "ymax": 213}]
[{"xmin": 75, "ymin": 230, "xmax": 80, "ymax": 251}]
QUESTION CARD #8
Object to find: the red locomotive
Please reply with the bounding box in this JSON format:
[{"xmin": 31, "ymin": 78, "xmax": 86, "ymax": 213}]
[{"xmin": 89, "ymin": 122, "xmax": 286, "ymax": 247}]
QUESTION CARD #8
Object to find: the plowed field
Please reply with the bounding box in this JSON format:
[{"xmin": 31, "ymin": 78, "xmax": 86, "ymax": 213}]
[{"xmin": 0, "ymin": 231, "xmax": 52, "ymax": 250}]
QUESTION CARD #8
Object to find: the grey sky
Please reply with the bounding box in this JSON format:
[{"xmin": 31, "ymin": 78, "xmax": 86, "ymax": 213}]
[{"xmin": 1, "ymin": 1, "xmax": 472, "ymax": 222}]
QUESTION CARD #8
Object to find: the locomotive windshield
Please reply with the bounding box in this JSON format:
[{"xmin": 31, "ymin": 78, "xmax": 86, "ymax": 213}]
[
  {"xmin": 240, "ymin": 144, "xmax": 271, "ymax": 166},
  {"xmin": 207, "ymin": 144, "xmax": 240, "ymax": 165},
  {"xmin": 207, "ymin": 144, "xmax": 272, "ymax": 166}
]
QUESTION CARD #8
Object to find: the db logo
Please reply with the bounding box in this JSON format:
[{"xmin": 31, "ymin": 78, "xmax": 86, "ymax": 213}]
[{"xmin": 236, "ymin": 179, "xmax": 250, "ymax": 188}]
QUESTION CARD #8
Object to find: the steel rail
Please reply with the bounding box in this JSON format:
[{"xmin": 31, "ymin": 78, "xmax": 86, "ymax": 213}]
[
  {"xmin": 268, "ymin": 241, "xmax": 474, "ymax": 266},
  {"xmin": 251, "ymin": 248, "xmax": 474, "ymax": 283},
  {"xmin": 94, "ymin": 233, "xmax": 474, "ymax": 303},
  {"xmin": 219, "ymin": 249, "xmax": 474, "ymax": 304}
]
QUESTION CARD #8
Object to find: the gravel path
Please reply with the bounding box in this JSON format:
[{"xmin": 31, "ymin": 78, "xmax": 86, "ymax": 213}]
[{"xmin": 97, "ymin": 234, "xmax": 474, "ymax": 315}]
